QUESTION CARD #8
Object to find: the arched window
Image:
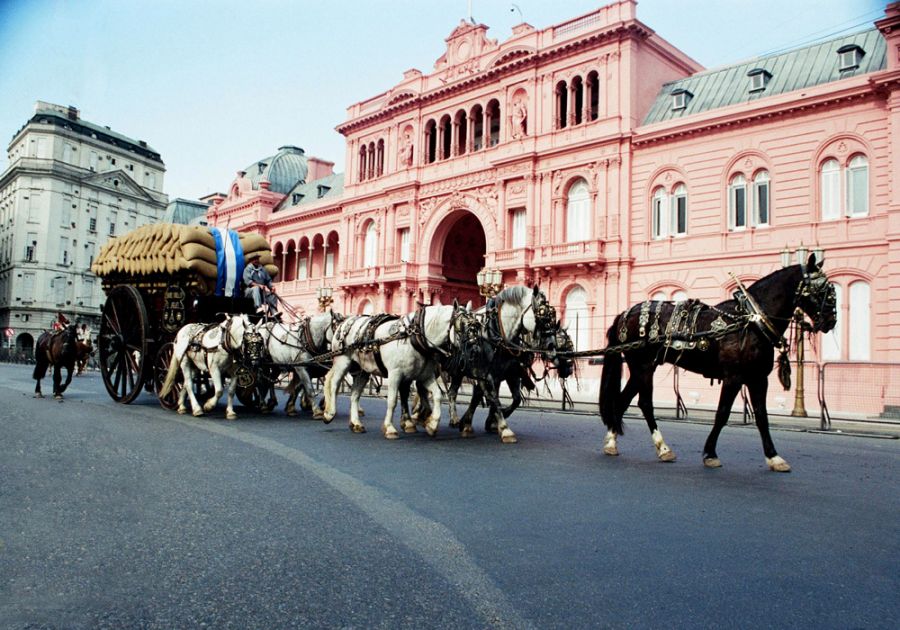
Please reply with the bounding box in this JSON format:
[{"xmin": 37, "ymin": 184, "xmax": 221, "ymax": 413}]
[
  {"xmin": 587, "ymin": 71, "xmax": 600, "ymax": 121},
  {"xmin": 651, "ymin": 187, "xmax": 667, "ymax": 239},
  {"xmin": 672, "ymin": 290, "xmax": 688, "ymax": 302},
  {"xmin": 471, "ymin": 104, "xmax": 484, "ymax": 151},
  {"xmin": 363, "ymin": 221, "xmax": 377, "ymax": 268},
  {"xmin": 846, "ymin": 155, "xmax": 868, "ymax": 217},
  {"xmin": 820, "ymin": 159, "xmax": 841, "ymax": 221},
  {"xmin": 753, "ymin": 170, "xmax": 770, "ymax": 226},
  {"xmin": 440, "ymin": 115, "xmax": 452, "ymax": 160},
  {"xmin": 566, "ymin": 179, "xmax": 590, "ymax": 242},
  {"xmin": 455, "ymin": 109, "xmax": 467, "ymax": 156},
  {"xmin": 572, "ymin": 76, "xmax": 584, "ymax": 125},
  {"xmin": 672, "ymin": 183, "xmax": 687, "ymax": 236},
  {"xmin": 556, "ymin": 81, "xmax": 568, "ymax": 129},
  {"xmin": 651, "ymin": 291, "xmax": 667, "ymax": 302},
  {"xmin": 848, "ymin": 280, "xmax": 870, "ymax": 360},
  {"xmin": 486, "ymin": 99, "xmax": 501, "ymax": 147},
  {"xmin": 564, "ymin": 286, "xmax": 589, "ymax": 351},
  {"xmin": 358, "ymin": 145, "xmax": 367, "ymax": 182},
  {"xmin": 728, "ymin": 174, "xmax": 747, "ymax": 230},
  {"xmin": 359, "ymin": 300, "xmax": 374, "ymax": 315},
  {"xmin": 821, "ymin": 284, "xmax": 842, "ymax": 361},
  {"xmin": 425, "ymin": 120, "xmax": 437, "ymax": 164},
  {"xmin": 368, "ymin": 143, "xmax": 376, "ymax": 179},
  {"xmin": 376, "ymin": 139, "xmax": 385, "ymax": 177}
]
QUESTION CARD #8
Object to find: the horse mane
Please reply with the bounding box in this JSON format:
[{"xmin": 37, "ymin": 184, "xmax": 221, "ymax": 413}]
[{"xmin": 495, "ymin": 285, "xmax": 531, "ymax": 306}]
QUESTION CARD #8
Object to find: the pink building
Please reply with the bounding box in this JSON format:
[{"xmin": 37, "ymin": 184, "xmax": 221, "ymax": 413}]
[{"xmin": 208, "ymin": 1, "xmax": 900, "ymax": 410}]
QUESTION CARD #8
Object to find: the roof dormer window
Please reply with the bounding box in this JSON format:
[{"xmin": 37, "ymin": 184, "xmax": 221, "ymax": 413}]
[
  {"xmin": 671, "ymin": 88, "xmax": 693, "ymax": 111},
  {"xmin": 292, "ymin": 193, "xmax": 303, "ymax": 204},
  {"xmin": 837, "ymin": 44, "xmax": 864, "ymax": 71},
  {"xmin": 747, "ymin": 68, "xmax": 772, "ymax": 93},
  {"xmin": 317, "ymin": 185, "xmax": 331, "ymax": 199}
]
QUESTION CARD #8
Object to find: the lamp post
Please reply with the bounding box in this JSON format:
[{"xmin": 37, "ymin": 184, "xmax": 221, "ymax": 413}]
[
  {"xmin": 477, "ymin": 268, "xmax": 503, "ymax": 301},
  {"xmin": 316, "ymin": 285, "xmax": 334, "ymax": 312},
  {"xmin": 781, "ymin": 244, "xmax": 824, "ymax": 418}
]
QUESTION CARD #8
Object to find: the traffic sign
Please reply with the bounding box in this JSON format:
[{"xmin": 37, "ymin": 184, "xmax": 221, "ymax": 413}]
[{"xmin": 3, "ymin": 328, "xmax": 13, "ymax": 338}]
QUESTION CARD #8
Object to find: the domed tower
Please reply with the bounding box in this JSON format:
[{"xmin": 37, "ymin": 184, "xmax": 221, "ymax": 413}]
[{"xmin": 243, "ymin": 145, "xmax": 308, "ymax": 194}]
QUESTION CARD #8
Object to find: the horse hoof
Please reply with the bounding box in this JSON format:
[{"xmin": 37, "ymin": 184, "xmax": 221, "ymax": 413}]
[
  {"xmin": 323, "ymin": 410, "xmax": 335, "ymax": 423},
  {"xmin": 449, "ymin": 419, "xmax": 459, "ymax": 428},
  {"xmin": 461, "ymin": 427, "xmax": 474, "ymax": 438},
  {"xmin": 34, "ymin": 393, "xmax": 43, "ymax": 399},
  {"xmin": 766, "ymin": 456, "xmax": 791, "ymax": 472},
  {"xmin": 177, "ymin": 408, "xmax": 187, "ymax": 415},
  {"xmin": 403, "ymin": 424, "xmax": 418, "ymax": 434},
  {"xmin": 350, "ymin": 424, "xmax": 366, "ymax": 434},
  {"xmin": 500, "ymin": 431, "xmax": 518, "ymax": 444},
  {"xmin": 358, "ymin": 408, "xmax": 366, "ymax": 417},
  {"xmin": 312, "ymin": 411, "xmax": 325, "ymax": 421},
  {"xmin": 704, "ymin": 457, "xmax": 722, "ymax": 468},
  {"xmin": 658, "ymin": 450, "xmax": 677, "ymax": 462},
  {"xmin": 426, "ymin": 425, "xmax": 438, "ymax": 438},
  {"xmin": 192, "ymin": 409, "xmax": 204, "ymax": 417},
  {"xmin": 382, "ymin": 426, "xmax": 399, "ymax": 440},
  {"xmin": 286, "ymin": 409, "xmax": 297, "ymax": 417},
  {"xmin": 226, "ymin": 412, "xmax": 238, "ymax": 420},
  {"xmin": 603, "ymin": 445, "xmax": 619, "ymax": 456}
]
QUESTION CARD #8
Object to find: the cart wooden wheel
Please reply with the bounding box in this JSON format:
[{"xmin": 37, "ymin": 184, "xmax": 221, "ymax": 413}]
[
  {"xmin": 154, "ymin": 342, "xmax": 214, "ymax": 411},
  {"xmin": 99, "ymin": 285, "xmax": 149, "ymax": 404},
  {"xmin": 153, "ymin": 342, "xmax": 181, "ymax": 410}
]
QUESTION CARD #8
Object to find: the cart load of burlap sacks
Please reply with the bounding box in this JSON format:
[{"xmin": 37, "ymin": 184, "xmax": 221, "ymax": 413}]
[{"xmin": 90, "ymin": 224, "xmax": 279, "ymax": 280}]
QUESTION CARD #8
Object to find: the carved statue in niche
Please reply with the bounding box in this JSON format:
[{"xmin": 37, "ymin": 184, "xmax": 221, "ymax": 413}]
[
  {"xmin": 511, "ymin": 100, "xmax": 528, "ymax": 139},
  {"xmin": 398, "ymin": 131, "xmax": 414, "ymax": 167}
]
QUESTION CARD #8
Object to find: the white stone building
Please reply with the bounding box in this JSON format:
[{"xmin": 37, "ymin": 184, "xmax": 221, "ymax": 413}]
[{"xmin": 0, "ymin": 101, "xmax": 167, "ymax": 356}]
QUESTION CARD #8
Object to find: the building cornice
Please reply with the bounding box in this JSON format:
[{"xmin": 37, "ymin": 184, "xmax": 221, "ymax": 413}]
[{"xmin": 268, "ymin": 204, "xmax": 342, "ymax": 229}]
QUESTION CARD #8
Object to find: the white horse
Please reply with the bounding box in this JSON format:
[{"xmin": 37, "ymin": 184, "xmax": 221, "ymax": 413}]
[
  {"xmin": 159, "ymin": 314, "xmax": 260, "ymax": 419},
  {"xmin": 257, "ymin": 310, "xmax": 343, "ymax": 417},
  {"xmin": 75, "ymin": 323, "xmax": 93, "ymax": 375},
  {"xmin": 322, "ymin": 304, "xmax": 460, "ymax": 439}
]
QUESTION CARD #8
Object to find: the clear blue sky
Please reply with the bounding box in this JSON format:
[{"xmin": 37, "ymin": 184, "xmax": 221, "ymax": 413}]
[{"xmin": 0, "ymin": 0, "xmax": 886, "ymax": 201}]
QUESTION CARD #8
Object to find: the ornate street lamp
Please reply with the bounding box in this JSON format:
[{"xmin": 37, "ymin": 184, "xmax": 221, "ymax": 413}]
[
  {"xmin": 316, "ymin": 285, "xmax": 334, "ymax": 312},
  {"xmin": 477, "ymin": 268, "xmax": 503, "ymax": 300},
  {"xmin": 781, "ymin": 244, "xmax": 825, "ymax": 418}
]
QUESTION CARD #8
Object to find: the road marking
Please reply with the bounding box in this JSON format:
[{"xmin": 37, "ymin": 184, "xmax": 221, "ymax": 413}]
[{"xmin": 172, "ymin": 415, "xmax": 535, "ymax": 630}]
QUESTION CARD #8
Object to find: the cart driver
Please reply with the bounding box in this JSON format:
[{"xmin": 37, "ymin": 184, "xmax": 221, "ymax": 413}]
[{"xmin": 242, "ymin": 252, "xmax": 279, "ymax": 316}]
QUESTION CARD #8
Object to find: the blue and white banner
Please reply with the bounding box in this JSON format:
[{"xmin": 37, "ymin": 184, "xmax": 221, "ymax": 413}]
[{"xmin": 210, "ymin": 227, "xmax": 246, "ymax": 298}]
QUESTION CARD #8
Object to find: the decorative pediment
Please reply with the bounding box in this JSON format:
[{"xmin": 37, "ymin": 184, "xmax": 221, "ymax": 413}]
[
  {"xmin": 486, "ymin": 46, "xmax": 535, "ymax": 70},
  {"xmin": 79, "ymin": 169, "xmax": 152, "ymax": 200},
  {"xmin": 387, "ymin": 89, "xmax": 418, "ymax": 106},
  {"xmin": 434, "ymin": 20, "xmax": 498, "ymax": 82}
]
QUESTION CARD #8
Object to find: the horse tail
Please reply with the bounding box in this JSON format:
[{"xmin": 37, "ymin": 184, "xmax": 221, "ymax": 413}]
[
  {"xmin": 32, "ymin": 334, "xmax": 49, "ymax": 380},
  {"xmin": 158, "ymin": 348, "xmax": 181, "ymax": 398},
  {"xmin": 599, "ymin": 317, "xmax": 625, "ymax": 435}
]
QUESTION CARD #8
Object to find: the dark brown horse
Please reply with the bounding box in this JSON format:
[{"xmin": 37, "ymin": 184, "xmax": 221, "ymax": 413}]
[
  {"xmin": 33, "ymin": 324, "xmax": 80, "ymax": 399},
  {"xmin": 600, "ymin": 254, "xmax": 836, "ymax": 472}
]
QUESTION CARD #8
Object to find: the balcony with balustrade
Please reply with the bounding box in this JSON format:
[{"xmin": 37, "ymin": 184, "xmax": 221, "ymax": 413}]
[{"xmin": 531, "ymin": 239, "xmax": 605, "ymax": 270}]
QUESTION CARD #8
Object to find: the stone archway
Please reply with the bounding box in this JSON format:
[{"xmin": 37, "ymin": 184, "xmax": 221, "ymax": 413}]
[
  {"xmin": 16, "ymin": 333, "xmax": 34, "ymax": 358},
  {"xmin": 433, "ymin": 209, "xmax": 486, "ymax": 306}
]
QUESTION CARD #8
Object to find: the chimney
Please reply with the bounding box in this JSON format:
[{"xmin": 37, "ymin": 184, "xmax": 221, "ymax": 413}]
[
  {"xmin": 876, "ymin": 2, "xmax": 900, "ymax": 70},
  {"xmin": 67, "ymin": 105, "xmax": 79, "ymax": 121},
  {"xmin": 307, "ymin": 156, "xmax": 335, "ymax": 182}
]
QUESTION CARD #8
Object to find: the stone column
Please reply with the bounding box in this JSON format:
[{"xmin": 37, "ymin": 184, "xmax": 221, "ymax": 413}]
[{"xmin": 467, "ymin": 113, "xmax": 475, "ymax": 153}]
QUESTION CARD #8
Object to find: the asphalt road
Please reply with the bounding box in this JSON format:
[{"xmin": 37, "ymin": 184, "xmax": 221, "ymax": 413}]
[{"xmin": 1, "ymin": 364, "xmax": 898, "ymax": 629}]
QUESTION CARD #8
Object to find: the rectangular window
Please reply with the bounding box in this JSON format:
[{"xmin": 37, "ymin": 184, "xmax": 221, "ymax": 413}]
[
  {"xmin": 61, "ymin": 200, "xmax": 71, "ymax": 226},
  {"xmin": 399, "ymin": 228, "xmax": 411, "ymax": 262},
  {"xmin": 60, "ymin": 237, "xmax": 69, "ymax": 265},
  {"xmin": 22, "ymin": 272, "xmax": 35, "ymax": 299},
  {"xmin": 325, "ymin": 251, "xmax": 335, "ymax": 277},
  {"xmin": 25, "ymin": 231, "xmax": 37, "ymax": 261},
  {"xmin": 53, "ymin": 278, "xmax": 65, "ymax": 305},
  {"xmin": 673, "ymin": 193, "xmax": 687, "ymax": 235},
  {"xmin": 109, "ymin": 211, "xmax": 117, "ymax": 235},
  {"xmin": 846, "ymin": 166, "xmax": 868, "ymax": 217},
  {"xmin": 848, "ymin": 282, "xmax": 871, "ymax": 360},
  {"xmin": 90, "ymin": 151, "xmax": 98, "ymax": 171},
  {"xmin": 821, "ymin": 167, "xmax": 841, "ymax": 221},
  {"xmin": 297, "ymin": 257, "xmax": 308, "ymax": 280},
  {"xmin": 731, "ymin": 187, "xmax": 746, "ymax": 229},
  {"xmin": 822, "ymin": 285, "xmax": 842, "ymax": 361},
  {"xmin": 652, "ymin": 194, "xmax": 666, "ymax": 239},
  {"xmin": 754, "ymin": 181, "xmax": 769, "ymax": 226},
  {"xmin": 89, "ymin": 217, "xmax": 97, "ymax": 232},
  {"xmin": 87, "ymin": 242, "xmax": 96, "ymax": 268},
  {"xmin": 62, "ymin": 143, "xmax": 73, "ymax": 164},
  {"xmin": 511, "ymin": 209, "xmax": 526, "ymax": 248},
  {"xmin": 82, "ymin": 277, "xmax": 95, "ymax": 304},
  {"xmin": 27, "ymin": 191, "xmax": 41, "ymax": 222}
]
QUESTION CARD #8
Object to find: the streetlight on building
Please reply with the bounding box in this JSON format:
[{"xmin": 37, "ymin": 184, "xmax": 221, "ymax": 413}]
[
  {"xmin": 477, "ymin": 268, "xmax": 503, "ymax": 301},
  {"xmin": 316, "ymin": 285, "xmax": 334, "ymax": 312}
]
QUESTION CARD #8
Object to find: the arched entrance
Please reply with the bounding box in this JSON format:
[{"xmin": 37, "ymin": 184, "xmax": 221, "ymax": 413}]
[
  {"xmin": 436, "ymin": 210, "xmax": 486, "ymax": 306},
  {"xmin": 16, "ymin": 333, "xmax": 34, "ymax": 359}
]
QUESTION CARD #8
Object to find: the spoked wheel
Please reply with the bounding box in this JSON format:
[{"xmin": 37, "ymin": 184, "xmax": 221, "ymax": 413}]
[
  {"xmin": 154, "ymin": 342, "xmax": 181, "ymax": 410},
  {"xmin": 99, "ymin": 285, "xmax": 149, "ymax": 404}
]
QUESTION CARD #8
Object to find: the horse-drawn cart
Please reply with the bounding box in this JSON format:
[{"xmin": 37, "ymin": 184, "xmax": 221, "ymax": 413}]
[{"xmin": 91, "ymin": 223, "xmax": 277, "ymax": 409}]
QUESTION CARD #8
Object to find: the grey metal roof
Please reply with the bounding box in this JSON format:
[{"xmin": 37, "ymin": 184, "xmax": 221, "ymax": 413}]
[
  {"xmin": 243, "ymin": 145, "xmax": 308, "ymax": 194},
  {"xmin": 27, "ymin": 107, "xmax": 164, "ymax": 162},
  {"xmin": 164, "ymin": 198, "xmax": 211, "ymax": 224},
  {"xmin": 643, "ymin": 29, "xmax": 886, "ymax": 125},
  {"xmin": 277, "ymin": 172, "xmax": 345, "ymax": 211}
]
